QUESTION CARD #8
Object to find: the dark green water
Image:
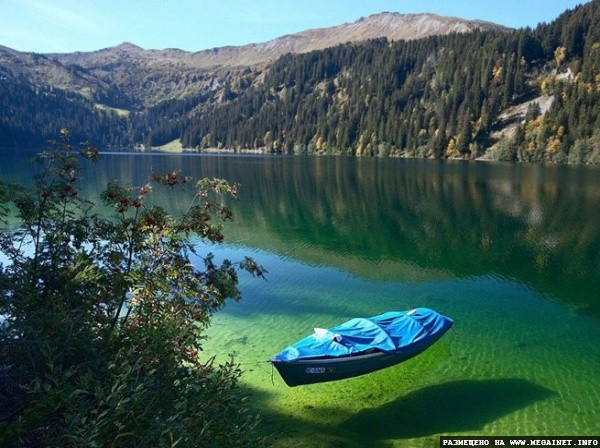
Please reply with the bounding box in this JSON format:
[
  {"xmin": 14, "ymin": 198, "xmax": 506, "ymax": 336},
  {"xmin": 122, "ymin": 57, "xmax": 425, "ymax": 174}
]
[{"xmin": 3, "ymin": 153, "xmax": 599, "ymax": 446}]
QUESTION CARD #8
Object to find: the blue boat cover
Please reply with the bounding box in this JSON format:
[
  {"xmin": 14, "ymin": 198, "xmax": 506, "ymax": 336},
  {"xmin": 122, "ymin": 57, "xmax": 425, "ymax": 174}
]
[{"xmin": 272, "ymin": 308, "xmax": 453, "ymax": 362}]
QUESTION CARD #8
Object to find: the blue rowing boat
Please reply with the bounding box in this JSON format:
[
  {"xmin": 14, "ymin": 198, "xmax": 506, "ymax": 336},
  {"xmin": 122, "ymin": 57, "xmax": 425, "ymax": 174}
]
[{"xmin": 270, "ymin": 307, "xmax": 453, "ymax": 387}]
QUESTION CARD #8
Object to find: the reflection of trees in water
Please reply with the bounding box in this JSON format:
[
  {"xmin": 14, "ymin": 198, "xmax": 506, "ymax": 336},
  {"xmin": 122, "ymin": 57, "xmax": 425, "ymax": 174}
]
[{"xmin": 80, "ymin": 154, "xmax": 600, "ymax": 313}]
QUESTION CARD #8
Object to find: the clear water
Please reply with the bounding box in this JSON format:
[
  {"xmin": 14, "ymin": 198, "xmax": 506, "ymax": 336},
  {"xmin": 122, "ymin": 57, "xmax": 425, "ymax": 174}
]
[{"xmin": 3, "ymin": 153, "xmax": 599, "ymax": 446}]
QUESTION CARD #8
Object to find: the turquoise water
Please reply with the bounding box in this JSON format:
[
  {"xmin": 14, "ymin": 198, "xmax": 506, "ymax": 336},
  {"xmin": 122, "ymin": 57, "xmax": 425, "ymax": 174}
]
[
  {"xmin": 202, "ymin": 245, "xmax": 598, "ymax": 446},
  {"xmin": 2, "ymin": 153, "xmax": 599, "ymax": 446}
]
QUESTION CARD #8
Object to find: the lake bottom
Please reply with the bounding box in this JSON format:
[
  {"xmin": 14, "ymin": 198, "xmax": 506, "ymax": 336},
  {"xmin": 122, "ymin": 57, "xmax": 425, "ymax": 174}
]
[{"xmin": 201, "ymin": 246, "xmax": 600, "ymax": 447}]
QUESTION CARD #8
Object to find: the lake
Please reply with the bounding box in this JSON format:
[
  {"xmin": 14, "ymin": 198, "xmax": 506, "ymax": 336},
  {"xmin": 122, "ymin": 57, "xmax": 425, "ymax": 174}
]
[{"xmin": 2, "ymin": 152, "xmax": 600, "ymax": 447}]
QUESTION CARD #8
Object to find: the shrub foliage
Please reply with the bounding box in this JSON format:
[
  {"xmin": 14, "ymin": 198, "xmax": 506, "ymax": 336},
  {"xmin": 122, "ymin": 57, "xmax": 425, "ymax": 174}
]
[{"xmin": 0, "ymin": 130, "xmax": 267, "ymax": 447}]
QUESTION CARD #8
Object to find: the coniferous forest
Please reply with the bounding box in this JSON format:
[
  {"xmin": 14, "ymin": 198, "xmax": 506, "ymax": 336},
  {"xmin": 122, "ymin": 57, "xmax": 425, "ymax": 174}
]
[{"xmin": 1, "ymin": 0, "xmax": 600, "ymax": 163}]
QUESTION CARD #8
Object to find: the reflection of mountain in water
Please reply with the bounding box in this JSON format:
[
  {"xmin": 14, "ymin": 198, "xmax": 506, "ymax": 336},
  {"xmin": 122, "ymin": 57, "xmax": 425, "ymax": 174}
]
[{"xmin": 80, "ymin": 154, "xmax": 600, "ymax": 314}]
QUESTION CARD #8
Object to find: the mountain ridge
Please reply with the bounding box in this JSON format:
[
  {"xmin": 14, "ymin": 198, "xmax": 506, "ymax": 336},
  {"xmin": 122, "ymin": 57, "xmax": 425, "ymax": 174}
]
[
  {"xmin": 0, "ymin": 12, "xmax": 507, "ymax": 109},
  {"xmin": 47, "ymin": 12, "xmax": 509, "ymax": 70}
]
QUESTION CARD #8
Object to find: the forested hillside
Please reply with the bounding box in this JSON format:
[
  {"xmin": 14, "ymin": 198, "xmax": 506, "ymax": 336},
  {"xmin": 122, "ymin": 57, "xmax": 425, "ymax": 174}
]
[
  {"xmin": 0, "ymin": 77, "xmax": 129, "ymax": 147},
  {"xmin": 182, "ymin": 0, "xmax": 600, "ymax": 163},
  {"xmin": 183, "ymin": 32, "xmax": 533, "ymax": 157},
  {"xmin": 1, "ymin": 1, "xmax": 599, "ymax": 162}
]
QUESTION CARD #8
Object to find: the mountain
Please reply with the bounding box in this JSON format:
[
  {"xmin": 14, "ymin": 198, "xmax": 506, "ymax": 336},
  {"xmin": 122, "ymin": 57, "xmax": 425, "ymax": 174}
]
[
  {"xmin": 0, "ymin": 44, "xmax": 110, "ymax": 97},
  {"xmin": 1, "ymin": 2, "xmax": 600, "ymax": 163},
  {"xmin": 37, "ymin": 13, "xmax": 507, "ymax": 107},
  {"xmin": 248, "ymin": 12, "xmax": 507, "ymax": 60},
  {"xmin": 50, "ymin": 13, "xmax": 508, "ymax": 69},
  {"xmin": 0, "ymin": 11, "xmax": 510, "ymax": 147}
]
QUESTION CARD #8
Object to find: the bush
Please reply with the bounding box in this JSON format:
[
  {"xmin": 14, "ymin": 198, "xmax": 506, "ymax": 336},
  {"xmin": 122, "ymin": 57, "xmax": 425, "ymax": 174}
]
[{"xmin": 0, "ymin": 130, "xmax": 267, "ymax": 447}]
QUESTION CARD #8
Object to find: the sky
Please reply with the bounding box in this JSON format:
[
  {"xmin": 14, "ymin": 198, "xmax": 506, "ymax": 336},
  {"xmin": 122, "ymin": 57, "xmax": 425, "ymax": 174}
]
[{"xmin": 0, "ymin": 0, "xmax": 590, "ymax": 54}]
